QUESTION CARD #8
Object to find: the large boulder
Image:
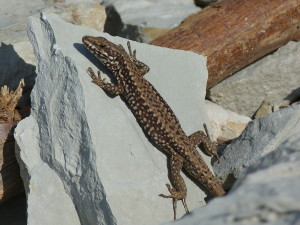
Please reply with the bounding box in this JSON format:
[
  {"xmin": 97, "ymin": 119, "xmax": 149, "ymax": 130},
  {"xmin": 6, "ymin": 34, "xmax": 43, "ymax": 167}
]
[{"xmin": 164, "ymin": 124, "xmax": 300, "ymax": 225}]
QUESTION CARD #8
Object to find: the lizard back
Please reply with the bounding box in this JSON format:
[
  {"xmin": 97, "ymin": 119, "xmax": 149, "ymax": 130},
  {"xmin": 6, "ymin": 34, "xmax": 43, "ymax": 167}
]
[{"xmin": 82, "ymin": 36, "xmax": 225, "ymax": 209}]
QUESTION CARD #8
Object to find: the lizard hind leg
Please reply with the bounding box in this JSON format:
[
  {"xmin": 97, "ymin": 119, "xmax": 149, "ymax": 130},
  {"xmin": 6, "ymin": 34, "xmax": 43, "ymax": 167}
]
[{"xmin": 159, "ymin": 154, "xmax": 189, "ymax": 220}]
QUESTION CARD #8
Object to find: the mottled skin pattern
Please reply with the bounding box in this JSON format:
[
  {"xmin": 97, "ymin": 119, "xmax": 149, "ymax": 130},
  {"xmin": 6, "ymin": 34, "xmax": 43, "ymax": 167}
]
[{"xmin": 82, "ymin": 36, "xmax": 226, "ymax": 220}]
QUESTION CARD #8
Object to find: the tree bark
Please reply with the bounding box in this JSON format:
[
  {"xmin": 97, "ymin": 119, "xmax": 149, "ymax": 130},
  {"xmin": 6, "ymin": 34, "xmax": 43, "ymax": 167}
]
[{"xmin": 150, "ymin": 0, "xmax": 300, "ymax": 88}]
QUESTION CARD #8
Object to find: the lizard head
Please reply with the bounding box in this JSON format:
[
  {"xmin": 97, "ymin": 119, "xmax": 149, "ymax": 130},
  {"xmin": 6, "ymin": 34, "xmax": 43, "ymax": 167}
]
[{"xmin": 82, "ymin": 36, "xmax": 128, "ymax": 73}]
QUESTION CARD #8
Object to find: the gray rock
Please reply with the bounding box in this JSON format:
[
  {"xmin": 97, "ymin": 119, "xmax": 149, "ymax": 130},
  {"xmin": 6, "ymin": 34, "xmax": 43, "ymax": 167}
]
[
  {"xmin": 163, "ymin": 131, "xmax": 300, "ymax": 225},
  {"xmin": 213, "ymin": 105, "xmax": 300, "ymax": 189},
  {"xmin": 103, "ymin": 0, "xmax": 199, "ymax": 28},
  {"xmin": 103, "ymin": 0, "xmax": 200, "ymax": 42},
  {"xmin": 0, "ymin": 0, "xmax": 55, "ymax": 43},
  {"xmin": 14, "ymin": 13, "xmax": 212, "ymax": 225},
  {"xmin": 208, "ymin": 41, "xmax": 300, "ymax": 117},
  {"xmin": 0, "ymin": 0, "xmax": 105, "ymax": 44}
]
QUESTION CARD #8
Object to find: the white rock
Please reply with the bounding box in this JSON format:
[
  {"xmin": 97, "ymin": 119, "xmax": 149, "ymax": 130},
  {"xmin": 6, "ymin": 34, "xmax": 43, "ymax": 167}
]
[
  {"xmin": 44, "ymin": 2, "xmax": 107, "ymax": 32},
  {"xmin": 15, "ymin": 13, "xmax": 213, "ymax": 225},
  {"xmin": 205, "ymin": 100, "xmax": 251, "ymax": 142},
  {"xmin": 15, "ymin": 117, "xmax": 81, "ymax": 225}
]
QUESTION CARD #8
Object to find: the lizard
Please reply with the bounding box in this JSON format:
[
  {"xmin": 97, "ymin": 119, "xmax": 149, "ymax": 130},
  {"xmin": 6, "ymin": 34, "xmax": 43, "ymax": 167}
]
[{"xmin": 82, "ymin": 36, "xmax": 226, "ymax": 220}]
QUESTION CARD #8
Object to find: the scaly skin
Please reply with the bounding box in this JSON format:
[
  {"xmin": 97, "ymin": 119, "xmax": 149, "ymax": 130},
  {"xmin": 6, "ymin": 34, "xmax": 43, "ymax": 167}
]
[{"xmin": 82, "ymin": 36, "xmax": 225, "ymax": 220}]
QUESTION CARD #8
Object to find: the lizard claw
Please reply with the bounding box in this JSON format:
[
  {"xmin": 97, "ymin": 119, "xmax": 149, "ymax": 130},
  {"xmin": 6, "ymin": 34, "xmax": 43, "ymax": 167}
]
[
  {"xmin": 87, "ymin": 67, "xmax": 106, "ymax": 87},
  {"xmin": 159, "ymin": 183, "xmax": 189, "ymax": 220},
  {"xmin": 87, "ymin": 67, "xmax": 96, "ymax": 79}
]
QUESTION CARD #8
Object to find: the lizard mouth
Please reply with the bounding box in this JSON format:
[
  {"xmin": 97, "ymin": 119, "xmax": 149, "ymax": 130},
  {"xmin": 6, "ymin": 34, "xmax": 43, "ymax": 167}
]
[
  {"xmin": 82, "ymin": 36, "xmax": 110, "ymax": 62},
  {"xmin": 82, "ymin": 36, "xmax": 99, "ymax": 54}
]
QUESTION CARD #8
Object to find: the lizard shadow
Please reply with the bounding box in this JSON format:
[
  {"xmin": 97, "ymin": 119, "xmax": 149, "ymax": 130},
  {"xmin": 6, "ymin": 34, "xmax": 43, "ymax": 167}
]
[{"xmin": 75, "ymin": 42, "xmax": 218, "ymax": 203}]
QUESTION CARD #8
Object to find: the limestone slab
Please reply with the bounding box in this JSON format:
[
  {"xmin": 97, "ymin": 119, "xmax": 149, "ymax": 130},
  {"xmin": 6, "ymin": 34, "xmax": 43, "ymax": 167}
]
[{"xmin": 15, "ymin": 13, "xmax": 210, "ymax": 225}]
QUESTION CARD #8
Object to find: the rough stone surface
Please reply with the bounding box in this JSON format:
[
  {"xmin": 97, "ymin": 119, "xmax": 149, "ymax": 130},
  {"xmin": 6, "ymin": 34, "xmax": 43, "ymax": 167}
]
[
  {"xmin": 164, "ymin": 131, "xmax": 300, "ymax": 225},
  {"xmin": 205, "ymin": 100, "xmax": 251, "ymax": 142},
  {"xmin": 208, "ymin": 41, "xmax": 300, "ymax": 117},
  {"xmin": 15, "ymin": 13, "xmax": 211, "ymax": 225},
  {"xmin": 213, "ymin": 105, "xmax": 300, "ymax": 190}
]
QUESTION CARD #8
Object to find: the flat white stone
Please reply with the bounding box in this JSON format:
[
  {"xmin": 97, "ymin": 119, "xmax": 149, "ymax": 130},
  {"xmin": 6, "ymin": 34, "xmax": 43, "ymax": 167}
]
[{"xmin": 15, "ymin": 13, "xmax": 211, "ymax": 225}]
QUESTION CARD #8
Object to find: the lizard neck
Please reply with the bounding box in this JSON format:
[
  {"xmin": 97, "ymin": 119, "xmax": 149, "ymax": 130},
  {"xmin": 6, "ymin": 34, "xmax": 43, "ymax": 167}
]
[{"xmin": 114, "ymin": 57, "xmax": 137, "ymax": 80}]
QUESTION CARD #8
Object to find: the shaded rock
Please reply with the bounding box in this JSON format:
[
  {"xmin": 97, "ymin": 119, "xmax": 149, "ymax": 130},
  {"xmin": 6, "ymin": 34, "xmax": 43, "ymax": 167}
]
[
  {"xmin": 163, "ymin": 130, "xmax": 300, "ymax": 225},
  {"xmin": 0, "ymin": 193, "xmax": 27, "ymax": 225},
  {"xmin": 14, "ymin": 13, "xmax": 212, "ymax": 225},
  {"xmin": 0, "ymin": 42, "xmax": 36, "ymax": 107},
  {"xmin": 103, "ymin": 0, "xmax": 199, "ymax": 28},
  {"xmin": 194, "ymin": 0, "xmax": 219, "ymax": 8},
  {"xmin": 208, "ymin": 41, "xmax": 300, "ymax": 117},
  {"xmin": 213, "ymin": 105, "xmax": 300, "ymax": 190}
]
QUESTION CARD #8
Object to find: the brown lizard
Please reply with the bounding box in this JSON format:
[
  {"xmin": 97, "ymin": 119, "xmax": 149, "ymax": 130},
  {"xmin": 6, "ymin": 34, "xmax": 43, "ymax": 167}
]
[{"xmin": 82, "ymin": 36, "xmax": 226, "ymax": 220}]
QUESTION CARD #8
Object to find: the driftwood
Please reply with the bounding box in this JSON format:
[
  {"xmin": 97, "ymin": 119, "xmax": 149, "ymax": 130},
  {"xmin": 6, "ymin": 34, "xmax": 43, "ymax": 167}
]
[
  {"xmin": 151, "ymin": 0, "xmax": 300, "ymax": 88},
  {"xmin": 0, "ymin": 80, "xmax": 25, "ymax": 204}
]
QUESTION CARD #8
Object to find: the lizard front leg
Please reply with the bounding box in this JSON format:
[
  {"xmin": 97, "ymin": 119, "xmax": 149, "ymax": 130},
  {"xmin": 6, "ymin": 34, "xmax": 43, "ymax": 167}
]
[
  {"xmin": 119, "ymin": 42, "xmax": 150, "ymax": 76},
  {"xmin": 87, "ymin": 67, "xmax": 124, "ymax": 95},
  {"xmin": 159, "ymin": 153, "xmax": 189, "ymax": 220},
  {"xmin": 188, "ymin": 123, "xmax": 220, "ymax": 163}
]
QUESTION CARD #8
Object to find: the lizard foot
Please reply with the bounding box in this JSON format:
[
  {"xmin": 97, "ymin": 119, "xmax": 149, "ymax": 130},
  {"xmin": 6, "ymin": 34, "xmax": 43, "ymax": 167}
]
[
  {"xmin": 87, "ymin": 67, "xmax": 106, "ymax": 87},
  {"xmin": 159, "ymin": 184, "xmax": 189, "ymax": 220},
  {"xmin": 203, "ymin": 123, "xmax": 220, "ymax": 163}
]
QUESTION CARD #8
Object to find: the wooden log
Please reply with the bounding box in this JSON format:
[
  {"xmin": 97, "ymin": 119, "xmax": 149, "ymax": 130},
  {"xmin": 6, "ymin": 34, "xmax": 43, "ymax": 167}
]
[
  {"xmin": 150, "ymin": 0, "xmax": 300, "ymax": 88},
  {"xmin": 0, "ymin": 80, "xmax": 25, "ymax": 204}
]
